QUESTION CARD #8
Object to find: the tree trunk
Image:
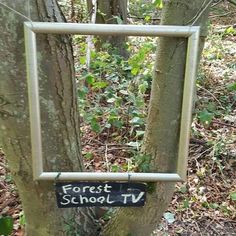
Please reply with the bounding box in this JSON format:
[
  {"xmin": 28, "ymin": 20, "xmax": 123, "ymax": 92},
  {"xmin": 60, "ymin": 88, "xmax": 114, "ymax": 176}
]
[
  {"xmin": 101, "ymin": 1, "xmax": 211, "ymax": 235},
  {"xmin": 87, "ymin": 0, "xmax": 128, "ymax": 57},
  {"xmin": 0, "ymin": 0, "xmax": 98, "ymax": 235}
]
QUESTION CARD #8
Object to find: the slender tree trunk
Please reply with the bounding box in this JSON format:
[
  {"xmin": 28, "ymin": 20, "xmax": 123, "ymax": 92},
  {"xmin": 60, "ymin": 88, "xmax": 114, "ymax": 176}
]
[
  {"xmin": 87, "ymin": 0, "xmax": 128, "ymax": 57},
  {"xmin": 101, "ymin": 1, "xmax": 211, "ymax": 235},
  {"xmin": 0, "ymin": 0, "xmax": 99, "ymax": 235}
]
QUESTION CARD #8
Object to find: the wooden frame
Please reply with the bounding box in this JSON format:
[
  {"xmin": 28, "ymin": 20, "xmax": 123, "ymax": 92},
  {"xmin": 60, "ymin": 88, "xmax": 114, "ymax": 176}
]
[{"xmin": 24, "ymin": 22, "xmax": 200, "ymax": 182}]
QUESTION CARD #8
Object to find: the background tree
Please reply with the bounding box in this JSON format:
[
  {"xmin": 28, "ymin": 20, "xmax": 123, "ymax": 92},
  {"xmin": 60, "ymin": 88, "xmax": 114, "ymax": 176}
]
[
  {"xmin": 0, "ymin": 0, "xmax": 212, "ymax": 235},
  {"xmin": 87, "ymin": 0, "xmax": 128, "ymax": 57}
]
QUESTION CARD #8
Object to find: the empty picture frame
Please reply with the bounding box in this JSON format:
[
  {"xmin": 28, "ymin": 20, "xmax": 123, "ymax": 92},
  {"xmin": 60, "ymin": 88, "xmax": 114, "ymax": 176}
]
[{"xmin": 24, "ymin": 22, "xmax": 200, "ymax": 182}]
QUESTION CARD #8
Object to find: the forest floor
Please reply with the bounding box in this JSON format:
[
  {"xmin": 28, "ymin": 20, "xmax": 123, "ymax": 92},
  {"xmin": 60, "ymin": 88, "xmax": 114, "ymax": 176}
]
[{"xmin": 0, "ymin": 2, "xmax": 236, "ymax": 236}]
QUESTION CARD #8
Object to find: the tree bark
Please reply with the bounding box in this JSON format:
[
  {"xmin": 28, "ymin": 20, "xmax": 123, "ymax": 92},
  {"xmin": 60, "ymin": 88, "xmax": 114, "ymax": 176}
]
[
  {"xmin": 101, "ymin": 1, "xmax": 211, "ymax": 235},
  {"xmin": 0, "ymin": 0, "xmax": 98, "ymax": 235}
]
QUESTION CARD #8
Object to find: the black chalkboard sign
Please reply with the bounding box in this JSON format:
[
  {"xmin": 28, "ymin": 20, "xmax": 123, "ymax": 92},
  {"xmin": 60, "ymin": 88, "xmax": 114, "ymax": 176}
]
[{"xmin": 55, "ymin": 182, "xmax": 146, "ymax": 208}]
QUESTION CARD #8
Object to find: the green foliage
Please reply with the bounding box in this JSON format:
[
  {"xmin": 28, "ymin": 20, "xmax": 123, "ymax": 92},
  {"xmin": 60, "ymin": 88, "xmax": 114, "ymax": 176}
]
[
  {"xmin": 180, "ymin": 185, "xmax": 188, "ymax": 193},
  {"xmin": 129, "ymin": 0, "xmax": 161, "ymax": 23},
  {"xmin": 4, "ymin": 174, "xmax": 12, "ymax": 183},
  {"xmin": 0, "ymin": 216, "xmax": 13, "ymax": 236},
  {"xmin": 134, "ymin": 154, "xmax": 152, "ymax": 172},
  {"xmin": 83, "ymin": 152, "xmax": 93, "ymax": 160},
  {"xmin": 223, "ymin": 26, "xmax": 236, "ymax": 37},
  {"xmin": 128, "ymin": 42, "xmax": 154, "ymax": 76},
  {"xmin": 19, "ymin": 212, "xmax": 26, "ymax": 226},
  {"xmin": 146, "ymin": 182, "xmax": 156, "ymax": 194},
  {"xmin": 111, "ymin": 164, "xmax": 120, "ymax": 172},
  {"xmin": 163, "ymin": 212, "xmax": 175, "ymax": 224},
  {"xmin": 230, "ymin": 192, "xmax": 236, "ymax": 201},
  {"xmin": 227, "ymin": 82, "xmax": 236, "ymax": 91},
  {"xmin": 198, "ymin": 109, "xmax": 214, "ymax": 125},
  {"xmin": 76, "ymin": 39, "xmax": 155, "ymax": 142},
  {"xmin": 63, "ymin": 216, "xmax": 80, "ymax": 236},
  {"xmin": 183, "ymin": 199, "xmax": 190, "ymax": 208},
  {"xmin": 152, "ymin": 0, "xmax": 163, "ymax": 8},
  {"xmin": 102, "ymin": 208, "xmax": 115, "ymax": 221}
]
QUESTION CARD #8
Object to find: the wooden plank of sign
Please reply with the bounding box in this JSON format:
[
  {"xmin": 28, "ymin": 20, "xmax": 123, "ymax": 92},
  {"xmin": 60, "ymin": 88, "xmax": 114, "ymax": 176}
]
[{"xmin": 55, "ymin": 182, "xmax": 146, "ymax": 208}]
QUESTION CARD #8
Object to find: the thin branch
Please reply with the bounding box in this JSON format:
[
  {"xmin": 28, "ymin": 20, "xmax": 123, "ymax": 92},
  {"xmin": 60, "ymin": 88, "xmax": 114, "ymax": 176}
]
[
  {"xmin": 212, "ymin": 0, "xmax": 223, "ymax": 8},
  {"xmin": 86, "ymin": 0, "xmax": 97, "ymax": 70},
  {"xmin": 104, "ymin": 143, "xmax": 110, "ymax": 171},
  {"xmin": 210, "ymin": 10, "xmax": 236, "ymax": 18},
  {"xmin": 186, "ymin": 0, "xmax": 208, "ymax": 24},
  {"xmin": 227, "ymin": 0, "xmax": 236, "ymax": 6},
  {"xmin": 197, "ymin": 84, "xmax": 225, "ymax": 110},
  {"xmin": 128, "ymin": 14, "xmax": 161, "ymax": 21},
  {"xmin": 186, "ymin": 0, "xmax": 214, "ymax": 25},
  {"xmin": 191, "ymin": 0, "xmax": 214, "ymax": 25}
]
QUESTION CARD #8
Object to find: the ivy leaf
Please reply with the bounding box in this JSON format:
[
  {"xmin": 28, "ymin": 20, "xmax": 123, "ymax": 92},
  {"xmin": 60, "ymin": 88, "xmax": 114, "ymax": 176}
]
[
  {"xmin": 90, "ymin": 118, "xmax": 101, "ymax": 133},
  {"xmin": 198, "ymin": 110, "xmax": 214, "ymax": 124},
  {"xmin": 92, "ymin": 81, "xmax": 108, "ymax": 89},
  {"xmin": 114, "ymin": 16, "xmax": 123, "ymax": 24},
  {"xmin": 107, "ymin": 97, "xmax": 116, "ymax": 103},
  {"xmin": 227, "ymin": 82, "xmax": 236, "ymax": 91},
  {"xmin": 152, "ymin": 0, "xmax": 163, "ymax": 8},
  {"xmin": 136, "ymin": 130, "xmax": 145, "ymax": 137},
  {"xmin": 127, "ymin": 141, "xmax": 140, "ymax": 148},
  {"xmin": 163, "ymin": 212, "xmax": 175, "ymax": 224},
  {"xmin": 119, "ymin": 89, "xmax": 129, "ymax": 95},
  {"xmin": 85, "ymin": 74, "xmax": 95, "ymax": 85},
  {"xmin": 230, "ymin": 192, "xmax": 236, "ymax": 201},
  {"xmin": 0, "ymin": 216, "xmax": 14, "ymax": 236}
]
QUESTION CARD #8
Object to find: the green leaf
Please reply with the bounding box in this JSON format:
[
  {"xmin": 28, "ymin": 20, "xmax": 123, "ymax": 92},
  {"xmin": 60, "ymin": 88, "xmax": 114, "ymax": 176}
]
[
  {"xmin": 105, "ymin": 123, "xmax": 111, "ymax": 128},
  {"xmin": 138, "ymin": 81, "xmax": 148, "ymax": 94},
  {"xmin": 114, "ymin": 16, "xmax": 123, "ymax": 24},
  {"xmin": 134, "ymin": 154, "xmax": 151, "ymax": 172},
  {"xmin": 84, "ymin": 152, "xmax": 93, "ymax": 160},
  {"xmin": 119, "ymin": 90, "xmax": 129, "ymax": 95},
  {"xmin": 127, "ymin": 141, "xmax": 140, "ymax": 148},
  {"xmin": 144, "ymin": 15, "xmax": 151, "ymax": 22},
  {"xmin": 224, "ymin": 26, "xmax": 236, "ymax": 36},
  {"xmin": 179, "ymin": 185, "xmax": 187, "ymax": 193},
  {"xmin": 131, "ymin": 67, "xmax": 139, "ymax": 75},
  {"xmin": 92, "ymin": 81, "xmax": 108, "ymax": 89},
  {"xmin": 230, "ymin": 192, "xmax": 236, "ymax": 201},
  {"xmin": 130, "ymin": 117, "xmax": 142, "ymax": 124},
  {"xmin": 78, "ymin": 87, "xmax": 89, "ymax": 99},
  {"xmin": 85, "ymin": 74, "xmax": 95, "ymax": 85},
  {"xmin": 209, "ymin": 203, "xmax": 219, "ymax": 209},
  {"xmin": 135, "ymin": 130, "xmax": 145, "ymax": 137},
  {"xmin": 79, "ymin": 56, "xmax": 86, "ymax": 65},
  {"xmin": 152, "ymin": 0, "xmax": 163, "ymax": 8},
  {"xmin": 0, "ymin": 216, "xmax": 14, "ymax": 236},
  {"xmin": 183, "ymin": 199, "xmax": 190, "ymax": 208},
  {"xmin": 107, "ymin": 97, "xmax": 116, "ymax": 103},
  {"xmin": 19, "ymin": 212, "xmax": 26, "ymax": 226},
  {"xmin": 227, "ymin": 82, "xmax": 236, "ymax": 91},
  {"xmin": 163, "ymin": 212, "xmax": 175, "ymax": 224},
  {"xmin": 198, "ymin": 110, "xmax": 214, "ymax": 124},
  {"xmin": 111, "ymin": 119, "xmax": 123, "ymax": 128},
  {"xmin": 111, "ymin": 165, "xmax": 119, "ymax": 172},
  {"xmin": 90, "ymin": 118, "xmax": 101, "ymax": 133}
]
